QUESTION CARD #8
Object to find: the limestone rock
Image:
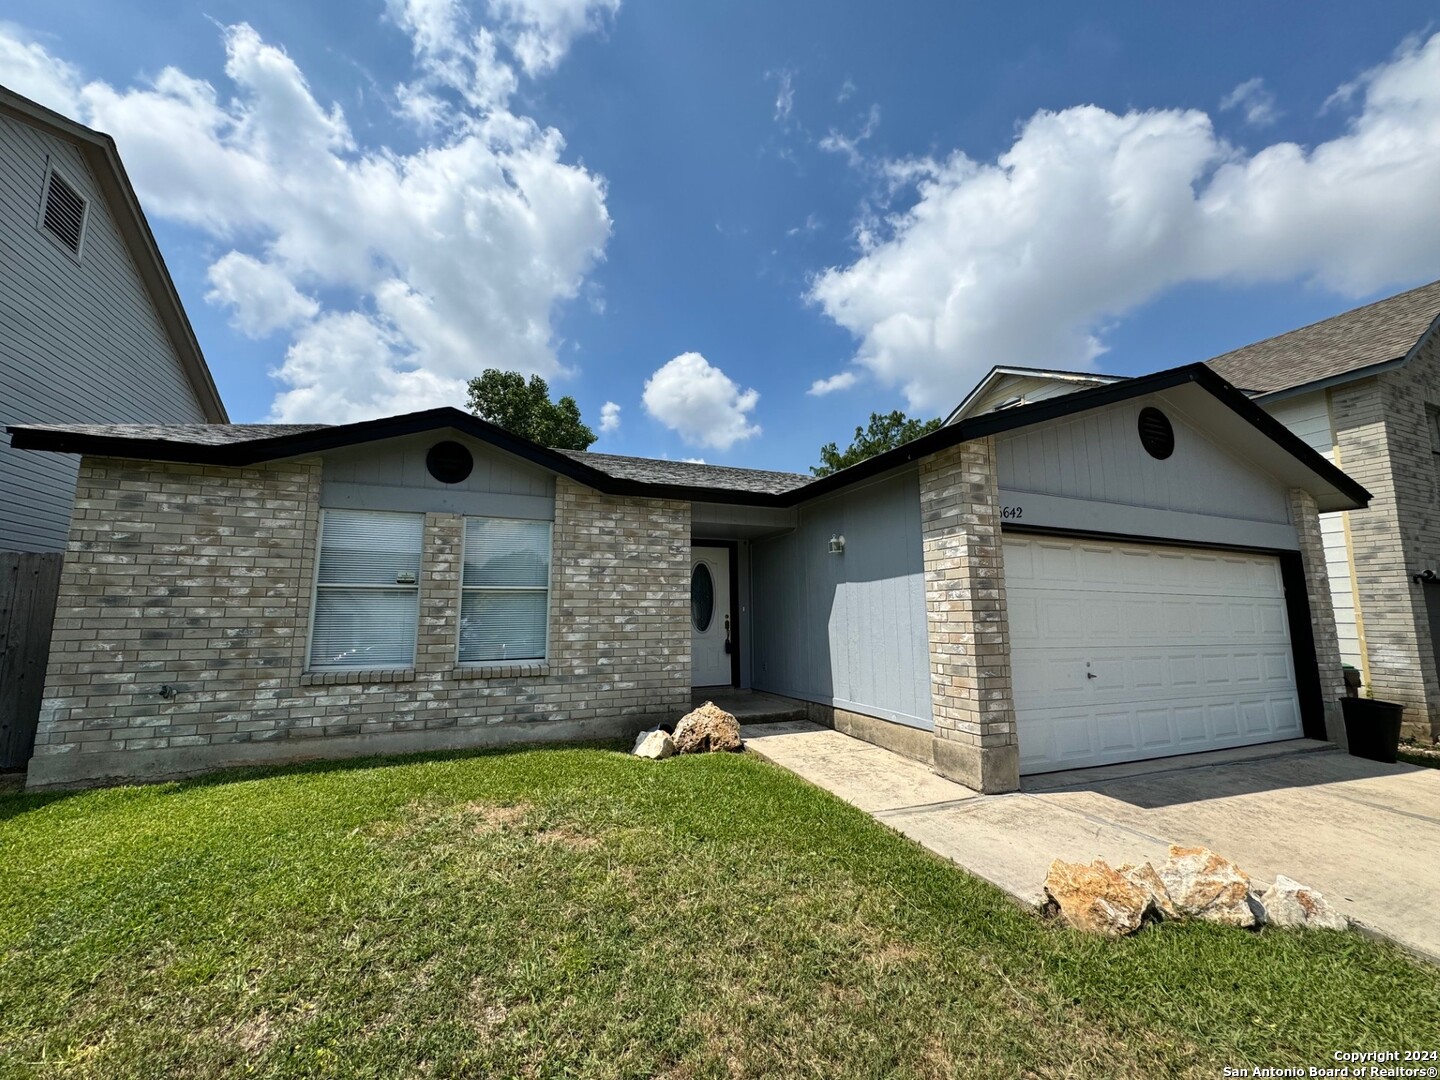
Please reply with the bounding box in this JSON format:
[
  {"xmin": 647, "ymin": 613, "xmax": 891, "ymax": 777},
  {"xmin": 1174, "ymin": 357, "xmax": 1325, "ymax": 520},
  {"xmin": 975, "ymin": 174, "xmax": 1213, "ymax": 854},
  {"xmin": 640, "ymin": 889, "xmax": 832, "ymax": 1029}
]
[
  {"xmin": 632, "ymin": 728, "xmax": 676, "ymax": 760},
  {"xmin": 1156, "ymin": 845, "xmax": 1257, "ymax": 927},
  {"xmin": 1042, "ymin": 858, "xmax": 1158, "ymax": 937},
  {"xmin": 1258, "ymin": 875, "xmax": 1348, "ymax": 931},
  {"xmin": 1118, "ymin": 861, "xmax": 1180, "ymax": 921},
  {"xmin": 672, "ymin": 701, "xmax": 742, "ymax": 754}
]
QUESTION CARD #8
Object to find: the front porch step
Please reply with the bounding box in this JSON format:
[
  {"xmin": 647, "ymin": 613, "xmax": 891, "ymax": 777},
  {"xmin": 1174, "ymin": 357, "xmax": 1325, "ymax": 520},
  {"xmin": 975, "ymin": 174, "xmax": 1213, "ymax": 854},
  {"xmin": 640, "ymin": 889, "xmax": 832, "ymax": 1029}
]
[{"xmin": 690, "ymin": 689, "xmax": 808, "ymax": 725}]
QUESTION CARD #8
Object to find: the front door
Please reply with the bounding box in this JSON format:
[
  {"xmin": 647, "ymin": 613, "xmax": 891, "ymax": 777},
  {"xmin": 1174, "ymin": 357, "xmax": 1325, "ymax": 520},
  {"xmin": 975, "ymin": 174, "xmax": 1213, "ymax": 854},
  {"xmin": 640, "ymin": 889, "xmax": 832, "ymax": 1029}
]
[{"xmin": 691, "ymin": 545, "xmax": 733, "ymax": 687}]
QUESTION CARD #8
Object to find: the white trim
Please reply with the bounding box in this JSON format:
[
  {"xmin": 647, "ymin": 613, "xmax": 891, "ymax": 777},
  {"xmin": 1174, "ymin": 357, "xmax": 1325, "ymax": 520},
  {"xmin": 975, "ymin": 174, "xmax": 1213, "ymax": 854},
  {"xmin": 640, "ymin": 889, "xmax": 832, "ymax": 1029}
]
[{"xmin": 37, "ymin": 160, "xmax": 90, "ymax": 262}]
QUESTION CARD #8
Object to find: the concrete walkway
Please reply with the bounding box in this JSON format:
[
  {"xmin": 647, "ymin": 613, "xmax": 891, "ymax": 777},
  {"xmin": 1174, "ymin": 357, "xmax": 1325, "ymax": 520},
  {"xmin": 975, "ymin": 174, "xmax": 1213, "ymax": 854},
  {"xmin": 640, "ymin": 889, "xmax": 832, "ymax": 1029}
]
[{"xmin": 742, "ymin": 720, "xmax": 1440, "ymax": 962}]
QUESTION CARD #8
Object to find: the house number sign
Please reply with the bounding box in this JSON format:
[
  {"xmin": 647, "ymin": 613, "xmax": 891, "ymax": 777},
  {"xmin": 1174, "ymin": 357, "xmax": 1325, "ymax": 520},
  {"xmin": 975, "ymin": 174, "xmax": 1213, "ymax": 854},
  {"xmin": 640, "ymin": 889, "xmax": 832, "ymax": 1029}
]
[{"xmin": 1000, "ymin": 505, "xmax": 1025, "ymax": 520}]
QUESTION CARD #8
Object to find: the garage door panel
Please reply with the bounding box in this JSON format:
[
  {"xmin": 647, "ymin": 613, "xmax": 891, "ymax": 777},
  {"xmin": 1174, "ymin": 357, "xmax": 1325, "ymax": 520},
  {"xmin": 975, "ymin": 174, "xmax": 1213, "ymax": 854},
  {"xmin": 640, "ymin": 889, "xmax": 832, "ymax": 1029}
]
[{"xmin": 1004, "ymin": 535, "xmax": 1303, "ymax": 774}]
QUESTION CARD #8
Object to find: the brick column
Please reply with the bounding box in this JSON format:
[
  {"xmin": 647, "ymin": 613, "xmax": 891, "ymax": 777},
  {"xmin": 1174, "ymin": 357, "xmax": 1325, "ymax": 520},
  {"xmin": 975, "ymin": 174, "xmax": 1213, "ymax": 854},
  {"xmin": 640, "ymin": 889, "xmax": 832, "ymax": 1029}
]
[
  {"xmin": 418, "ymin": 513, "xmax": 463, "ymax": 675},
  {"xmin": 1289, "ymin": 488, "xmax": 1347, "ymax": 743},
  {"xmin": 920, "ymin": 439, "xmax": 1019, "ymax": 793}
]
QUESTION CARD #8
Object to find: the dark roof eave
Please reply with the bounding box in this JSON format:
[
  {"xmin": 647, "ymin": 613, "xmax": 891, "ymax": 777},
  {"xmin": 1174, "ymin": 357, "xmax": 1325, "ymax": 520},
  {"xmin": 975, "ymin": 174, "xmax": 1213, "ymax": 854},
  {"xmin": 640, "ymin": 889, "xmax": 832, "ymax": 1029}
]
[
  {"xmin": 7, "ymin": 365, "xmax": 1371, "ymax": 510},
  {"xmin": 797, "ymin": 362, "xmax": 1371, "ymax": 509}
]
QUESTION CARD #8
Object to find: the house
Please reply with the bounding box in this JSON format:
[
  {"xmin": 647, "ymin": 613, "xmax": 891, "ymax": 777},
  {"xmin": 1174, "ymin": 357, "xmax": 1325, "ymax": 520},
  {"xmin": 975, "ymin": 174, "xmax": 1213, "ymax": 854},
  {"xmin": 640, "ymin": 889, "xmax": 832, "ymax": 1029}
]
[
  {"xmin": 9, "ymin": 362, "xmax": 1366, "ymax": 791},
  {"xmin": 0, "ymin": 86, "xmax": 228, "ymax": 768},
  {"xmin": 953, "ymin": 280, "xmax": 1440, "ymax": 744}
]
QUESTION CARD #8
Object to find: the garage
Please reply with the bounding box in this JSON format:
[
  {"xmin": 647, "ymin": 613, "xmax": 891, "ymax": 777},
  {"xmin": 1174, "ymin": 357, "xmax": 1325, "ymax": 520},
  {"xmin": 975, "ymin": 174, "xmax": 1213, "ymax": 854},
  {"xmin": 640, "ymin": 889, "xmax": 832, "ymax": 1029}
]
[{"xmin": 1003, "ymin": 533, "xmax": 1303, "ymax": 775}]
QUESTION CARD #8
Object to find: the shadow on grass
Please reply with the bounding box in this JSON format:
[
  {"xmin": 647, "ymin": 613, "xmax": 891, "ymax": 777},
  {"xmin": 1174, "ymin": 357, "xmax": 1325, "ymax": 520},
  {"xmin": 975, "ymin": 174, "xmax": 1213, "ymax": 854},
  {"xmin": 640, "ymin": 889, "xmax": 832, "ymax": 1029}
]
[{"xmin": 0, "ymin": 738, "xmax": 637, "ymax": 825}]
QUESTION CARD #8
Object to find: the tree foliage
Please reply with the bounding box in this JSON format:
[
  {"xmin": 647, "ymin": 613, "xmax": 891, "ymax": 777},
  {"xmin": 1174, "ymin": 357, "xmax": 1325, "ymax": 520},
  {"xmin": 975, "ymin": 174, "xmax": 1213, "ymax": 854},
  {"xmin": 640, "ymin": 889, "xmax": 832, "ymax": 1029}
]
[
  {"xmin": 812, "ymin": 410, "xmax": 943, "ymax": 476},
  {"xmin": 465, "ymin": 369, "xmax": 597, "ymax": 451}
]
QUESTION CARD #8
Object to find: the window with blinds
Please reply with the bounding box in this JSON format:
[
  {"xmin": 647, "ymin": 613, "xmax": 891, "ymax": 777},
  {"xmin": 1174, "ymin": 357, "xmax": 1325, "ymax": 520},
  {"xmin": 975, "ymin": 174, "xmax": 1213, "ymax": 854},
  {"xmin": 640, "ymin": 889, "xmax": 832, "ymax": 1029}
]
[
  {"xmin": 309, "ymin": 509, "xmax": 424, "ymax": 669},
  {"xmin": 460, "ymin": 518, "xmax": 551, "ymax": 664}
]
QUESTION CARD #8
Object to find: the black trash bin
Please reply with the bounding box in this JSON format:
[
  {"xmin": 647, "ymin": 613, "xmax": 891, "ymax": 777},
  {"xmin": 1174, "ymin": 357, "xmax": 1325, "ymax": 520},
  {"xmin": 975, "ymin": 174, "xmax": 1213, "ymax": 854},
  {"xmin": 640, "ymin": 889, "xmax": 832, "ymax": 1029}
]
[{"xmin": 1340, "ymin": 697, "xmax": 1404, "ymax": 764}]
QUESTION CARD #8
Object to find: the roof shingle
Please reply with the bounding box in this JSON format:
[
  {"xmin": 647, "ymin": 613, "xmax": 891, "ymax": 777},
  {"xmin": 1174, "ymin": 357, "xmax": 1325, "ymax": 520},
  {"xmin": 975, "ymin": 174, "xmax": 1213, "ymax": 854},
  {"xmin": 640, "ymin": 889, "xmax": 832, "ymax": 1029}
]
[{"xmin": 1204, "ymin": 279, "xmax": 1440, "ymax": 395}]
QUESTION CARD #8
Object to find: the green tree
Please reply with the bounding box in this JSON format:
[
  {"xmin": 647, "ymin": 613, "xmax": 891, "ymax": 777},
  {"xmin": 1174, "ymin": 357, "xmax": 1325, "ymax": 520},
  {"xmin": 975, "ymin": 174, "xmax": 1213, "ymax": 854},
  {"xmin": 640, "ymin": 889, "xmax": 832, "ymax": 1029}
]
[
  {"xmin": 812, "ymin": 410, "xmax": 943, "ymax": 476},
  {"xmin": 465, "ymin": 369, "xmax": 597, "ymax": 451}
]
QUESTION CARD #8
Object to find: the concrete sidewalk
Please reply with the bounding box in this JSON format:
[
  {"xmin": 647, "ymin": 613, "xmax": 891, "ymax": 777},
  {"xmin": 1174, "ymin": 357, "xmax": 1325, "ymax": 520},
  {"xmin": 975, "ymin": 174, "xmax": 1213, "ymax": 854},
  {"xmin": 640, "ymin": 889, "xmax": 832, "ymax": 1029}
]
[{"xmin": 742, "ymin": 720, "xmax": 1440, "ymax": 962}]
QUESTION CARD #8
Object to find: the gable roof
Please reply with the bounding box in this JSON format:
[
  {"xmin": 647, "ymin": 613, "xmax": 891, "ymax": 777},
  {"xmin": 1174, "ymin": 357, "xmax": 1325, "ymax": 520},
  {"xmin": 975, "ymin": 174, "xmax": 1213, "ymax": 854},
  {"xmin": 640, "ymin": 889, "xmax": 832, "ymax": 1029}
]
[
  {"xmin": 0, "ymin": 85, "xmax": 228, "ymax": 423},
  {"xmin": 945, "ymin": 365, "xmax": 1129, "ymax": 424},
  {"xmin": 1203, "ymin": 278, "xmax": 1440, "ymax": 397},
  {"xmin": 8, "ymin": 368, "xmax": 1369, "ymax": 512}
]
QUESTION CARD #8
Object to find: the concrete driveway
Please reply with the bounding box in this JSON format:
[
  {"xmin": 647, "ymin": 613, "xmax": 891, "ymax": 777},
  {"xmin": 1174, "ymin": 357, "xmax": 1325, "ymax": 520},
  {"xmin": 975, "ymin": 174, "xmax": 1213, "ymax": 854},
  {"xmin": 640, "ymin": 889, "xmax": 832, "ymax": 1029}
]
[{"xmin": 742, "ymin": 722, "xmax": 1440, "ymax": 962}]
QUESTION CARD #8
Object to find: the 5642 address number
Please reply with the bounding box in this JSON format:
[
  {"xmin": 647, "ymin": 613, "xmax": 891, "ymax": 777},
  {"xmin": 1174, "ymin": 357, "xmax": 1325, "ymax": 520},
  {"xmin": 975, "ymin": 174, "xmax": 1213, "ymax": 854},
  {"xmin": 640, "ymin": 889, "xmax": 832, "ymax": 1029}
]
[{"xmin": 1001, "ymin": 506, "xmax": 1024, "ymax": 520}]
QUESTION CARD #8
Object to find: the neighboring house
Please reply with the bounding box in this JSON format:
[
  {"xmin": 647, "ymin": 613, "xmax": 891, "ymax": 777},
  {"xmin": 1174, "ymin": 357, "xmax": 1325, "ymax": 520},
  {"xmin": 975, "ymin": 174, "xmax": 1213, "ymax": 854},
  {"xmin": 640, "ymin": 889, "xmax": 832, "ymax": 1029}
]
[
  {"xmin": 0, "ymin": 86, "xmax": 228, "ymax": 767},
  {"xmin": 953, "ymin": 280, "xmax": 1440, "ymax": 743},
  {"xmin": 9, "ymin": 363, "xmax": 1365, "ymax": 791}
]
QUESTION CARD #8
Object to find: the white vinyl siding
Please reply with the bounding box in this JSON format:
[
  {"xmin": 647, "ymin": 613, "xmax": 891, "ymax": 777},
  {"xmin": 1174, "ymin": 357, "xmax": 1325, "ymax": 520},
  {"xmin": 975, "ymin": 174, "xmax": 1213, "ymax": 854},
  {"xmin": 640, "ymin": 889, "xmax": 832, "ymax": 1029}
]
[
  {"xmin": 459, "ymin": 518, "xmax": 551, "ymax": 664},
  {"xmin": 309, "ymin": 510, "xmax": 424, "ymax": 670}
]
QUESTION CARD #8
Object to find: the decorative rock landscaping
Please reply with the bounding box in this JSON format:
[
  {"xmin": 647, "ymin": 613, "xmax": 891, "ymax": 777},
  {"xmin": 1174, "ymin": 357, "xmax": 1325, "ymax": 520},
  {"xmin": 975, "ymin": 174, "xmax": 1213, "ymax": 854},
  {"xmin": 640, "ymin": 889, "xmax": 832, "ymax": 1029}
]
[
  {"xmin": 631, "ymin": 701, "xmax": 743, "ymax": 759},
  {"xmin": 1043, "ymin": 845, "xmax": 1348, "ymax": 938}
]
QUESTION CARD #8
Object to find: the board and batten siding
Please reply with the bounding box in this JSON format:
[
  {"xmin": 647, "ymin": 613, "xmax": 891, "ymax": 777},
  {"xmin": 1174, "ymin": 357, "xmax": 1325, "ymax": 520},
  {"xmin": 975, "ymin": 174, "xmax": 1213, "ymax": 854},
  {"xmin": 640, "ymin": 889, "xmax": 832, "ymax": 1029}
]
[
  {"xmin": 1265, "ymin": 392, "xmax": 1365, "ymax": 673},
  {"xmin": 750, "ymin": 467, "xmax": 932, "ymax": 729},
  {"xmin": 318, "ymin": 431, "xmax": 557, "ymax": 519},
  {"xmin": 0, "ymin": 113, "xmax": 209, "ymax": 554},
  {"xmin": 992, "ymin": 394, "xmax": 1302, "ymax": 555}
]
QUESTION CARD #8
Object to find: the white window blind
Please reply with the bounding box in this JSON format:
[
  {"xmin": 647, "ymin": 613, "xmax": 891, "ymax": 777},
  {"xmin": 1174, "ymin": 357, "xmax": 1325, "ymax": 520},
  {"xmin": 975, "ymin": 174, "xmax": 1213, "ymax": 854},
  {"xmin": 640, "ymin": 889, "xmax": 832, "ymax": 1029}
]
[
  {"xmin": 460, "ymin": 518, "xmax": 550, "ymax": 663},
  {"xmin": 310, "ymin": 510, "xmax": 424, "ymax": 669}
]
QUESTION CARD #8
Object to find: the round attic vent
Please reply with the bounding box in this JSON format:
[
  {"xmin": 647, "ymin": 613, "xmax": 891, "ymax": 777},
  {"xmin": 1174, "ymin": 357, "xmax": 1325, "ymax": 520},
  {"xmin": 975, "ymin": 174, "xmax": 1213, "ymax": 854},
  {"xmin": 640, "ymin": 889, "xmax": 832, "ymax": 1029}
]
[
  {"xmin": 1137, "ymin": 407, "xmax": 1175, "ymax": 460},
  {"xmin": 426, "ymin": 441, "xmax": 474, "ymax": 483}
]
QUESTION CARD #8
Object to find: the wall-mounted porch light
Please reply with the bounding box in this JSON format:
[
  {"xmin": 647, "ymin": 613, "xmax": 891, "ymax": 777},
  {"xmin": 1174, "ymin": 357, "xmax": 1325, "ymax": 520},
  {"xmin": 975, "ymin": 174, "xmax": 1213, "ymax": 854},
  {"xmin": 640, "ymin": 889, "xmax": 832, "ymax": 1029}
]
[{"xmin": 828, "ymin": 534, "xmax": 846, "ymax": 555}]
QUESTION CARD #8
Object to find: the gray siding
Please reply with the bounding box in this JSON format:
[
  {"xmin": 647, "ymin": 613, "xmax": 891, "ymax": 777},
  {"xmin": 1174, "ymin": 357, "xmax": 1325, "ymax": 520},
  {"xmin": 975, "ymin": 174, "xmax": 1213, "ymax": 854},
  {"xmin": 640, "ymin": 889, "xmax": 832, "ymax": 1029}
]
[
  {"xmin": 319, "ymin": 431, "xmax": 557, "ymax": 518},
  {"xmin": 0, "ymin": 113, "xmax": 208, "ymax": 553},
  {"xmin": 996, "ymin": 394, "xmax": 1292, "ymax": 526},
  {"xmin": 751, "ymin": 468, "xmax": 932, "ymax": 729}
]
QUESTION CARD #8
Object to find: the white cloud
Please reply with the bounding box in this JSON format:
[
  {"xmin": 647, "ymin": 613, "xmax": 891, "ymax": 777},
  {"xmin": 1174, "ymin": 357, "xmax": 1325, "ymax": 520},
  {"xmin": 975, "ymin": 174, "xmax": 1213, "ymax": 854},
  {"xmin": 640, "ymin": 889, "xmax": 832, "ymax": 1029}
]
[
  {"xmin": 819, "ymin": 103, "xmax": 880, "ymax": 168},
  {"xmin": 1220, "ymin": 77, "xmax": 1279, "ymax": 127},
  {"xmin": 772, "ymin": 68, "xmax": 794, "ymax": 122},
  {"xmin": 488, "ymin": 0, "xmax": 621, "ymax": 77},
  {"xmin": 807, "ymin": 371, "xmax": 857, "ymax": 396},
  {"xmin": 599, "ymin": 399, "xmax": 620, "ymax": 432},
  {"xmin": 810, "ymin": 31, "xmax": 1440, "ymax": 412},
  {"xmin": 390, "ymin": 0, "xmax": 518, "ymax": 117},
  {"xmin": 642, "ymin": 352, "xmax": 760, "ymax": 450},
  {"xmin": 0, "ymin": 23, "xmax": 82, "ymax": 115},
  {"xmin": 205, "ymin": 252, "xmax": 320, "ymax": 337},
  {"xmin": 837, "ymin": 78, "xmax": 855, "ymax": 104},
  {"xmin": 4, "ymin": 17, "xmax": 612, "ymax": 423}
]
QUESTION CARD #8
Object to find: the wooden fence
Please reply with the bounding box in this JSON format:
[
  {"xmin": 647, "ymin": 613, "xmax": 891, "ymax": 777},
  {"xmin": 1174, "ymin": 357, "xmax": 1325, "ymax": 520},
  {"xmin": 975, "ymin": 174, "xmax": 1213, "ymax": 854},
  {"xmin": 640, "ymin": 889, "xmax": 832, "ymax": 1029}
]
[{"xmin": 0, "ymin": 552, "xmax": 63, "ymax": 770}]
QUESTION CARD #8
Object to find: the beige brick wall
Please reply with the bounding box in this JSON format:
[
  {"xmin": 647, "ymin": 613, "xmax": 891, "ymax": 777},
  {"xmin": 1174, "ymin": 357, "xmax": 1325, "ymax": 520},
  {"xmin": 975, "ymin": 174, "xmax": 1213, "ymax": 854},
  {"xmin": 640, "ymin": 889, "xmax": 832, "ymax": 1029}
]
[
  {"xmin": 918, "ymin": 438, "xmax": 1019, "ymax": 792},
  {"xmin": 1332, "ymin": 338, "xmax": 1440, "ymax": 742},
  {"xmin": 30, "ymin": 458, "xmax": 691, "ymax": 787}
]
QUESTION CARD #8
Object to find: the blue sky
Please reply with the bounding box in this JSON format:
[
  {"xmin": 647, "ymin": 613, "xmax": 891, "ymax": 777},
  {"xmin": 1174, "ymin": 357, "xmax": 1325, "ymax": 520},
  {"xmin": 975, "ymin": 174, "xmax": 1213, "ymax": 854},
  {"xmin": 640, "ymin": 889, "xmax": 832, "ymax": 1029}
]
[{"xmin": 4, "ymin": 1, "xmax": 1440, "ymax": 472}]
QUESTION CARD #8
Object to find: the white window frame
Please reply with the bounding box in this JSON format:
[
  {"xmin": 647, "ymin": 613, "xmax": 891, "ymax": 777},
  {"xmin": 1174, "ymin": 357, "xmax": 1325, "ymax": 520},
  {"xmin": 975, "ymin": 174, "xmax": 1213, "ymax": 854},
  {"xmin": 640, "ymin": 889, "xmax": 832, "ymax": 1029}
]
[
  {"xmin": 37, "ymin": 162, "xmax": 90, "ymax": 262},
  {"xmin": 306, "ymin": 509, "xmax": 424, "ymax": 672},
  {"xmin": 457, "ymin": 517, "xmax": 553, "ymax": 667}
]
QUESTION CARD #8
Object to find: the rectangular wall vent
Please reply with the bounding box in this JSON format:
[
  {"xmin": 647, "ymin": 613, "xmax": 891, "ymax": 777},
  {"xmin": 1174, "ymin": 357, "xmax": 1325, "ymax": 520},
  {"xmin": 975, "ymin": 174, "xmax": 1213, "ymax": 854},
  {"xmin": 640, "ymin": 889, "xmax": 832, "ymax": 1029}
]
[{"xmin": 41, "ymin": 168, "xmax": 88, "ymax": 256}]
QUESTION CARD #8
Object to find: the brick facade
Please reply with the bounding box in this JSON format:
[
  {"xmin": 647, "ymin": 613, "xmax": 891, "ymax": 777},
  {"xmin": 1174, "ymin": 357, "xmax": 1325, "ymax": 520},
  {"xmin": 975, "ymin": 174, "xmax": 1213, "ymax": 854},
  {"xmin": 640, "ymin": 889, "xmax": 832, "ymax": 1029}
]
[
  {"xmin": 1331, "ymin": 335, "xmax": 1440, "ymax": 741},
  {"xmin": 918, "ymin": 438, "xmax": 1020, "ymax": 793},
  {"xmin": 1289, "ymin": 488, "xmax": 1346, "ymax": 741},
  {"xmin": 29, "ymin": 458, "xmax": 691, "ymax": 788}
]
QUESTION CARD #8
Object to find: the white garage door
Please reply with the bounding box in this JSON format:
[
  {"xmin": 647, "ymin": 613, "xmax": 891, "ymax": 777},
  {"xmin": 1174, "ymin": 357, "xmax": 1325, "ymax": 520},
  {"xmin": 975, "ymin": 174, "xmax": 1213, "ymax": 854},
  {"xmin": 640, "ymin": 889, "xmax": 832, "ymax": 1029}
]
[{"xmin": 1003, "ymin": 535, "xmax": 1303, "ymax": 775}]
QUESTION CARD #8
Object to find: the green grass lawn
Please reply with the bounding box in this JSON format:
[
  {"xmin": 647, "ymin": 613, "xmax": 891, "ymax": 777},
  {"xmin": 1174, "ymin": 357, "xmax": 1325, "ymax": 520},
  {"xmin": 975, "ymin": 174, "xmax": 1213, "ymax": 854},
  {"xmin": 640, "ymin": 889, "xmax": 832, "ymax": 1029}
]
[{"xmin": 2, "ymin": 746, "xmax": 1437, "ymax": 1079}]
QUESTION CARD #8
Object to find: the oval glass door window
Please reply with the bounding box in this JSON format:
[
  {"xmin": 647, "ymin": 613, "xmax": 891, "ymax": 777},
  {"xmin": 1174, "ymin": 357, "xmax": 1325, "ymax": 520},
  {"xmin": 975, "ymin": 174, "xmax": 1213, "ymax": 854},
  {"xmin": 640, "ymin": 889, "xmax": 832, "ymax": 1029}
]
[{"xmin": 691, "ymin": 563, "xmax": 714, "ymax": 631}]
